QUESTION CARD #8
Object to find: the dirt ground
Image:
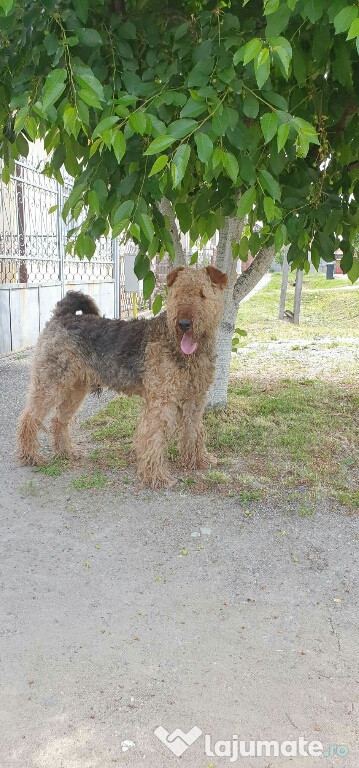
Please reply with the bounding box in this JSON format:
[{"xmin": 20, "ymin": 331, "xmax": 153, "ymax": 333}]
[{"xmin": 0, "ymin": 349, "xmax": 358, "ymax": 768}]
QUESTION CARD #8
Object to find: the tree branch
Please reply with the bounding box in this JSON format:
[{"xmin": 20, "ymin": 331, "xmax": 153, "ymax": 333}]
[
  {"xmin": 233, "ymin": 245, "xmax": 275, "ymax": 304},
  {"xmin": 158, "ymin": 197, "xmax": 186, "ymax": 267}
]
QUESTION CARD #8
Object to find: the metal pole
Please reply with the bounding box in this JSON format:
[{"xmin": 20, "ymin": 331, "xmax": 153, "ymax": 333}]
[
  {"xmin": 56, "ymin": 182, "xmax": 66, "ymax": 298},
  {"xmin": 293, "ymin": 269, "xmax": 304, "ymax": 324},
  {"xmin": 15, "ymin": 163, "xmax": 28, "ymax": 284},
  {"xmin": 279, "ymin": 247, "xmax": 290, "ymax": 319},
  {"xmin": 112, "ymin": 236, "xmax": 120, "ymax": 318}
]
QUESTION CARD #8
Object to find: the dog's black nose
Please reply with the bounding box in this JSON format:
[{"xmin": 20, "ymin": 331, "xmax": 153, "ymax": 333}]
[{"xmin": 178, "ymin": 319, "xmax": 192, "ymax": 332}]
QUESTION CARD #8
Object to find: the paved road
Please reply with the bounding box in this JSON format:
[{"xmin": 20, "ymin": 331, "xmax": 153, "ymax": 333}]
[{"xmin": 0, "ymin": 350, "xmax": 358, "ymax": 767}]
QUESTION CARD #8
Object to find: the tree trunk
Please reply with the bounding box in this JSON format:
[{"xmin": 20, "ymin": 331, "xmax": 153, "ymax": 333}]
[{"xmin": 207, "ymin": 240, "xmax": 275, "ymax": 409}]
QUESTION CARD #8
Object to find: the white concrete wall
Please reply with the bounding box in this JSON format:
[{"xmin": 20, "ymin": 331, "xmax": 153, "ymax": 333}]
[{"xmin": 0, "ymin": 281, "xmax": 116, "ymax": 355}]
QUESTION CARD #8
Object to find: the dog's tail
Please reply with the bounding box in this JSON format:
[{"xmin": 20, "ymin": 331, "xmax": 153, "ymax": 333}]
[{"xmin": 52, "ymin": 291, "xmax": 100, "ymax": 318}]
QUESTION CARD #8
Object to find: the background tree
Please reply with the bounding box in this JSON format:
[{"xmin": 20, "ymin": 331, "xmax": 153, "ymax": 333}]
[{"xmin": 0, "ymin": 0, "xmax": 358, "ymax": 405}]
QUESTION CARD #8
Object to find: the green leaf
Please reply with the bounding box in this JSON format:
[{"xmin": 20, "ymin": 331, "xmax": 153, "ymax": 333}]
[
  {"xmin": 254, "ymin": 54, "xmax": 270, "ymax": 88},
  {"xmin": 42, "ymin": 69, "xmax": 67, "ymax": 112},
  {"xmin": 93, "ymin": 116, "xmax": 119, "ymax": 139},
  {"xmin": 274, "ymin": 223, "xmax": 287, "ymax": 252},
  {"xmin": 347, "ymin": 257, "xmax": 359, "ymax": 283},
  {"xmin": 340, "ymin": 251, "xmax": 353, "ymax": 273},
  {"xmin": 292, "ymin": 117, "xmax": 319, "ymax": 146},
  {"xmin": 334, "ymin": 5, "xmax": 358, "ymax": 34},
  {"xmin": 277, "ymin": 122, "xmax": 289, "ymax": 151},
  {"xmin": 63, "ymin": 105, "xmax": 79, "ymax": 137},
  {"xmin": 174, "ymin": 22, "xmax": 189, "ymax": 40},
  {"xmin": 194, "ymin": 133, "xmax": 213, "ymax": 163},
  {"xmin": 88, "ymin": 190, "xmax": 99, "ymax": 215},
  {"xmin": 233, "ymin": 45, "xmax": 246, "ymax": 65},
  {"xmin": 148, "ymin": 154, "xmax": 168, "ymax": 176},
  {"xmin": 139, "ymin": 212, "xmax": 155, "ymax": 242},
  {"xmin": 129, "ymin": 111, "xmax": 147, "ymax": 135},
  {"xmin": 259, "ymin": 169, "xmax": 281, "ymax": 200},
  {"xmin": 243, "ymin": 92, "xmax": 259, "ymax": 118},
  {"xmin": 73, "ymin": 0, "xmax": 88, "ymax": 23},
  {"xmin": 78, "ymin": 88, "xmax": 101, "ymax": 108},
  {"xmin": 176, "ymin": 202, "xmax": 192, "ymax": 233},
  {"xmin": 224, "ymin": 152, "xmax": 239, "ymax": 183},
  {"xmin": 171, "ymin": 144, "xmax": 191, "ymax": 188},
  {"xmin": 113, "ymin": 200, "xmax": 134, "ymax": 224},
  {"xmin": 243, "ymin": 38, "xmax": 263, "ymax": 65},
  {"xmin": 265, "ymin": 3, "xmax": 291, "ymax": 34},
  {"xmin": 212, "ymin": 146, "xmax": 225, "ymax": 169},
  {"xmin": 237, "ymin": 187, "xmax": 257, "ymax": 218},
  {"xmin": 74, "ymin": 66, "xmax": 105, "ymax": 105},
  {"xmin": 118, "ymin": 21, "xmax": 136, "ymax": 39},
  {"xmin": 75, "ymin": 234, "xmax": 96, "ymax": 260},
  {"xmin": 260, "ymin": 112, "xmax": 278, "ymax": 143},
  {"xmin": 187, "ymin": 58, "xmax": 213, "ymax": 87},
  {"xmin": 1, "ymin": 165, "xmax": 10, "ymax": 183},
  {"xmin": 347, "ymin": 16, "xmax": 359, "ymax": 39},
  {"xmin": 0, "ymin": 0, "xmax": 13, "ymax": 15},
  {"xmin": 318, "ymin": 231, "xmax": 335, "ymax": 259},
  {"xmin": 303, "ymin": 0, "xmax": 325, "ymax": 23},
  {"xmin": 180, "ymin": 98, "xmax": 207, "ymax": 119},
  {"xmin": 271, "ymin": 38, "xmax": 292, "ymax": 76},
  {"xmin": 263, "ymin": 196, "xmax": 275, "ymax": 222},
  {"xmin": 264, "ymin": 0, "xmax": 279, "ymax": 13},
  {"xmin": 167, "ymin": 118, "xmax": 197, "ymax": 140},
  {"xmin": 143, "ymin": 270, "xmax": 156, "ymax": 301},
  {"xmin": 77, "ymin": 28, "xmax": 103, "ymax": 46},
  {"xmin": 144, "ymin": 135, "xmax": 176, "ymax": 155},
  {"xmin": 152, "ymin": 294, "xmax": 163, "ymax": 315},
  {"xmin": 112, "ymin": 131, "xmax": 126, "ymax": 163},
  {"xmin": 14, "ymin": 108, "xmax": 28, "ymax": 134}
]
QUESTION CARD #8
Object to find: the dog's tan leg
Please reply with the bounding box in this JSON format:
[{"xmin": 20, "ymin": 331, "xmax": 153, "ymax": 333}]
[
  {"xmin": 51, "ymin": 382, "xmax": 88, "ymax": 460},
  {"xmin": 134, "ymin": 400, "xmax": 179, "ymax": 488},
  {"xmin": 178, "ymin": 397, "xmax": 215, "ymax": 470},
  {"xmin": 17, "ymin": 388, "xmax": 54, "ymax": 466}
]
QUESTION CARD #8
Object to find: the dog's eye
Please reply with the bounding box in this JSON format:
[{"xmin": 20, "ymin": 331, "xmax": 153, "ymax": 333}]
[{"xmin": 200, "ymin": 291, "xmax": 206, "ymax": 299}]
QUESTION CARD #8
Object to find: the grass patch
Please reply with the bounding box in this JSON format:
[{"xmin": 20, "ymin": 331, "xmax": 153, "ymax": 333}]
[
  {"xmin": 71, "ymin": 470, "xmax": 108, "ymax": 490},
  {"xmin": 206, "ymin": 469, "xmax": 231, "ymax": 484},
  {"xmin": 85, "ymin": 379, "xmax": 358, "ymax": 503},
  {"xmin": 236, "ymin": 273, "xmax": 359, "ymax": 344},
  {"xmin": 206, "ymin": 379, "xmax": 358, "ymax": 472},
  {"xmin": 36, "ymin": 458, "xmax": 68, "ymax": 477},
  {"xmin": 86, "ymin": 395, "xmax": 140, "ymax": 448}
]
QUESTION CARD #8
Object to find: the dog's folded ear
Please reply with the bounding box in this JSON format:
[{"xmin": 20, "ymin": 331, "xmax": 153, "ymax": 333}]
[
  {"xmin": 205, "ymin": 266, "xmax": 228, "ymax": 290},
  {"xmin": 167, "ymin": 266, "xmax": 185, "ymax": 288}
]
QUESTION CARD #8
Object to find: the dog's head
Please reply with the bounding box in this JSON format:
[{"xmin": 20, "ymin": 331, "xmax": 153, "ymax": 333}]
[{"xmin": 166, "ymin": 266, "xmax": 227, "ymax": 355}]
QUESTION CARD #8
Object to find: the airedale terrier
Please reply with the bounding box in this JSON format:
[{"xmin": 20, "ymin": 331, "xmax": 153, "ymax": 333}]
[{"xmin": 17, "ymin": 265, "xmax": 227, "ymax": 488}]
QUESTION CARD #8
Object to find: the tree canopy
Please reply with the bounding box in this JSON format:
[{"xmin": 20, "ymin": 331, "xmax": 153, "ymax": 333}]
[{"xmin": 1, "ymin": 0, "xmax": 359, "ymax": 298}]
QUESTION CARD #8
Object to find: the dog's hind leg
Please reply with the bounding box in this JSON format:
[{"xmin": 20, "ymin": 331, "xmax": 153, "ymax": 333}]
[
  {"xmin": 50, "ymin": 381, "xmax": 88, "ymax": 460},
  {"xmin": 17, "ymin": 386, "xmax": 54, "ymax": 466}
]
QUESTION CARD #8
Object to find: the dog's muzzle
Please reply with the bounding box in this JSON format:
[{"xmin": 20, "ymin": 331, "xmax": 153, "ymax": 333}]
[{"xmin": 177, "ymin": 318, "xmax": 198, "ymax": 355}]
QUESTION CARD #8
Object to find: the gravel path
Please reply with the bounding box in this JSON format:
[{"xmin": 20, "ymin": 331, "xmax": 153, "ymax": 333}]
[
  {"xmin": 0, "ymin": 349, "xmax": 358, "ymax": 767},
  {"xmin": 233, "ymin": 336, "xmax": 359, "ymax": 382}
]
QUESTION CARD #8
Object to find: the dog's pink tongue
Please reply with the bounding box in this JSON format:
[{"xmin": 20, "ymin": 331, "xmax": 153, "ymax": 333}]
[{"xmin": 181, "ymin": 332, "xmax": 198, "ymax": 355}]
